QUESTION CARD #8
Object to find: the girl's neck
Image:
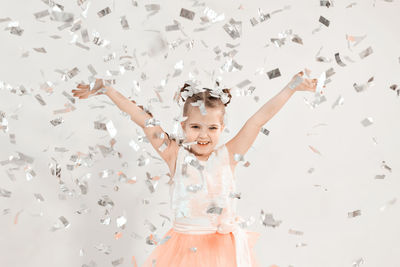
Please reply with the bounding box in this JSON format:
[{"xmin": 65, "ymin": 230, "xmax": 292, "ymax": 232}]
[{"xmin": 188, "ymin": 147, "xmax": 211, "ymax": 161}]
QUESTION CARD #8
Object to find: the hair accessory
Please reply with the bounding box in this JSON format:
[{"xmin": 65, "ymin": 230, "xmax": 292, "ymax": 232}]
[
  {"xmin": 180, "ymin": 80, "xmax": 230, "ymax": 105},
  {"xmin": 204, "ymin": 87, "xmax": 230, "ymax": 105},
  {"xmin": 180, "ymin": 81, "xmax": 205, "ymax": 102}
]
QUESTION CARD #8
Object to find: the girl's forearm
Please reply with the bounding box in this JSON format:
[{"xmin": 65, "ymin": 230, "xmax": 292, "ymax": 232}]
[
  {"xmin": 104, "ymin": 86, "xmax": 151, "ymax": 128},
  {"xmin": 248, "ymin": 85, "xmax": 295, "ymax": 127}
]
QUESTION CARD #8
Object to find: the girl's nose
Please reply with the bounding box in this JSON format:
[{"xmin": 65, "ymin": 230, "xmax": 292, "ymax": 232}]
[{"xmin": 199, "ymin": 130, "xmax": 208, "ymax": 137}]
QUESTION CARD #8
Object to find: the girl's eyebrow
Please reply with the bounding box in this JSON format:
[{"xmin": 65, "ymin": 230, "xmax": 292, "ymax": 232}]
[{"xmin": 189, "ymin": 123, "xmax": 220, "ymax": 126}]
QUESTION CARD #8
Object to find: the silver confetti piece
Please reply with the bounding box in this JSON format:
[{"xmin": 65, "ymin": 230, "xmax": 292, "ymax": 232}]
[
  {"xmin": 87, "ymin": 65, "xmax": 97, "ymax": 77},
  {"xmin": 189, "ymin": 247, "xmax": 197, "ymax": 252},
  {"xmin": 145, "ymin": 4, "xmax": 160, "ymax": 11},
  {"xmin": 103, "ymin": 52, "xmax": 116, "ymax": 62},
  {"xmin": 59, "ymin": 216, "xmax": 70, "ymax": 228},
  {"xmin": 229, "ymin": 192, "xmax": 241, "ymax": 199},
  {"xmin": 94, "ymin": 243, "xmax": 112, "ymax": 255},
  {"xmin": 76, "ymin": 205, "xmax": 90, "ymax": 215},
  {"xmin": 67, "ymin": 67, "xmax": 79, "ymax": 79},
  {"xmin": 316, "ymin": 55, "xmax": 331, "ymax": 63},
  {"xmin": 381, "ymin": 161, "xmax": 392, "ymax": 172},
  {"xmin": 260, "ymin": 127, "xmax": 269, "ymax": 136},
  {"xmin": 97, "ymin": 195, "xmax": 115, "ymax": 209},
  {"xmin": 3, "ymin": 209, "xmax": 11, "ymax": 215},
  {"xmin": 50, "ymin": 117, "xmax": 64, "ymax": 126},
  {"xmin": 50, "ymin": 10, "xmax": 74, "ymax": 22},
  {"xmin": 360, "ymin": 117, "xmax": 373, "ymax": 127},
  {"xmin": 61, "ymin": 91, "xmax": 76, "ymax": 104},
  {"xmin": 145, "ymin": 118, "xmax": 161, "ymax": 127},
  {"xmin": 116, "ymin": 215, "xmax": 127, "ymax": 228},
  {"xmin": 94, "ymin": 121, "xmax": 107, "ymax": 131},
  {"xmin": 0, "ymin": 187, "xmax": 11, "ymax": 198},
  {"xmin": 190, "ymin": 100, "xmax": 207, "ymax": 115},
  {"xmin": 145, "ymin": 219, "xmax": 157, "ymax": 232},
  {"xmin": 233, "ymin": 153, "xmax": 244, "ymax": 162},
  {"xmin": 260, "ymin": 210, "xmax": 282, "ymax": 227},
  {"xmin": 312, "ymin": 26, "xmax": 322, "ymax": 35},
  {"xmin": 34, "ymin": 10, "xmax": 50, "ymax": 19},
  {"xmin": 112, "ymin": 258, "xmax": 124, "ymax": 266},
  {"xmin": 289, "ymin": 229, "xmax": 304, "ymax": 235},
  {"xmin": 77, "ymin": 0, "xmax": 87, "ymax": 6},
  {"xmin": 120, "ymin": 16, "xmax": 129, "ymax": 30},
  {"xmin": 0, "ymin": 17, "xmax": 11, "ymax": 23},
  {"xmin": 380, "ymin": 198, "xmax": 396, "ymax": 211},
  {"xmin": 9, "ymin": 134, "xmax": 15, "ymax": 144},
  {"xmin": 315, "ymin": 71, "xmax": 326, "ymax": 94},
  {"xmin": 346, "ymin": 34, "xmax": 366, "ymax": 49},
  {"xmin": 319, "ymin": 15, "xmax": 330, "ymax": 27},
  {"xmin": 206, "ymin": 205, "xmax": 223, "ymax": 215},
  {"xmin": 97, "ymin": 7, "xmax": 112, "ymax": 17},
  {"xmin": 332, "ymin": 95, "xmax": 344, "ymax": 109},
  {"xmin": 236, "ymin": 79, "xmax": 252, "ymax": 89},
  {"xmin": 271, "ymin": 5, "xmax": 291, "ymax": 15},
  {"xmin": 221, "ymin": 58, "xmax": 242, "ymax": 72},
  {"xmin": 70, "ymin": 20, "xmax": 82, "ymax": 32},
  {"xmin": 352, "ymin": 257, "xmax": 364, "ymax": 267},
  {"xmin": 291, "ymin": 34, "xmax": 303, "ymax": 45},
  {"xmin": 34, "ymin": 193, "xmax": 45, "ymax": 202},
  {"xmin": 180, "ymin": 8, "xmax": 195, "ymax": 20},
  {"xmin": 320, "ymin": 0, "xmax": 333, "ymax": 7},
  {"xmin": 100, "ymin": 217, "xmax": 111, "ymax": 225},
  {"xmin": 353, "ymin": 77, "xmax": 374, "ymax": 92},
  {"xmin": 348, "ymin": 209, "xmax": 361, "ymax": 218},
  {"xmin": 34, "ymin": 94, "xmax": 46, "ymax": 105},
  {"xmin": 271, "ymin": 38, "xmax": 285, "ymax": 47},
  {"xmin": 223, "ymin": 18, "xmax": 242, "ymax": 39},
  {"xmin": 250, "ymin": 17, "xmax": 258, "ymax": 26},
  {"xmin": 202, "ymin": 7, "xmax": 225, "ymax": 23},
  {"xmin": 145, "ymin": 179, "xmax": 156, "ymax": 193},
  {"xmin": 158, "ymin": 140, "xmax": 168, "ymax": 152},
  {"xmin": 335, "ymin": 52, "xmax": 347, "ymax": 67},
  {"xmin": 186, "ymin": 184, "xmax": 203, "ymax": 193},
  {"xmin": 33, "ymin": 47, "xmax": 47, "ymax": 53},
  {"xmin": 359, "ymin": 46, "xmax": 373, "ymax": 59},
  {"xmin": 81, "ymin": 28, "xmax": 89, "ymax": 42},
  {"xmin": 267, "ymin": 68, "xmax": 281, "ymax": 79},
  {"xmin": 258, "ymin": 8, "xmax": 270, "ymax": 21}
]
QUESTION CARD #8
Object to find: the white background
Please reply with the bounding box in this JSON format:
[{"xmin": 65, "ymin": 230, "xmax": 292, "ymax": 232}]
[{"xmin": 1, "ymin": 0, "xmax": 400, "ymax": 266}]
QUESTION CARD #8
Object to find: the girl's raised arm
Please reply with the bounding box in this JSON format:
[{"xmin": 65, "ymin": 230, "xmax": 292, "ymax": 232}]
[
  {"xmin": 226, "ymin": 71, "xmax": 320, "ymax": 167},
  {"xmin": 72, "ymin": 80, "xmax": 179, "ymax": 169}
]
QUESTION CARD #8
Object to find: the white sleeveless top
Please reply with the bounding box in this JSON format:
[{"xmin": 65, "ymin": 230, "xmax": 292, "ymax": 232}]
[{"xmin": 169, "ymin": 143, "xmax": 253, "ymax": 267}]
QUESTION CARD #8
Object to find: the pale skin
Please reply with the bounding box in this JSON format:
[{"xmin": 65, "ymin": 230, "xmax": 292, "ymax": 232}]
[{"xmin": 71, "ymin": 71, "xmax": 323, "ymax": 178}]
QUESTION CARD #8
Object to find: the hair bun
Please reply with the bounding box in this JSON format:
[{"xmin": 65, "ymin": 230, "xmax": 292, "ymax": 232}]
[
  {"xmin": 178, "ymin": 83, "xmax": 191, "ymax": 102},
  {"xmin": 221, "ymin": 88, "xmax": 232, "ymax": 106}
]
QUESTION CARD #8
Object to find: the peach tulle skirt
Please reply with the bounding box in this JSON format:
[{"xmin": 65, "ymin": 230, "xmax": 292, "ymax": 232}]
[{"xmin": 142, "ymin": 227, "xmax": 261, "ymax": 267}]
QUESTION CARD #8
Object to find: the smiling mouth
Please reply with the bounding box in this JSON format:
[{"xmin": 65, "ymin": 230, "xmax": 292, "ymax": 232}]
[{"xmin": 197, "ymin": 141, "xmax": 210, "ymax": 146}]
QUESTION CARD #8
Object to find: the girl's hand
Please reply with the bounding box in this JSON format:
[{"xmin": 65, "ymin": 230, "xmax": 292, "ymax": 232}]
[
  {"xmin": 71, "ymin": 78, "xmax": 108, "ymax": 99},
  {"xmin": 286, "ymin": 71, "xmax": 326, "ymax": 94}
]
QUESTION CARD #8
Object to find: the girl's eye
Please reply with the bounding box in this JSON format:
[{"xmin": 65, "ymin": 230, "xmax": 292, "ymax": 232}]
[{"xmin": 191, "ymin": 126, "xmax": 217, "ymax": 130}]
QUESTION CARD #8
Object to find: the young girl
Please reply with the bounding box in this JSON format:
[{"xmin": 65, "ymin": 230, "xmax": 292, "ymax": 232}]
[{"xmin": 72, "ymin": 71, "xmax": 321, "ymax": 267}]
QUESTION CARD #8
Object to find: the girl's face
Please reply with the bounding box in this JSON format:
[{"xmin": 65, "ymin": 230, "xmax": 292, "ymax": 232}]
[{"xmin": 180, "ymin": 106, "xmax": 225, "ymax": 158}]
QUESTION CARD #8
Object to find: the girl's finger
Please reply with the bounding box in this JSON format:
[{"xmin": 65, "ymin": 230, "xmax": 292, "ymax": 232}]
[{"xmin": 77, "ymin": 84, "xmax": 89, "ymax": 89}]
